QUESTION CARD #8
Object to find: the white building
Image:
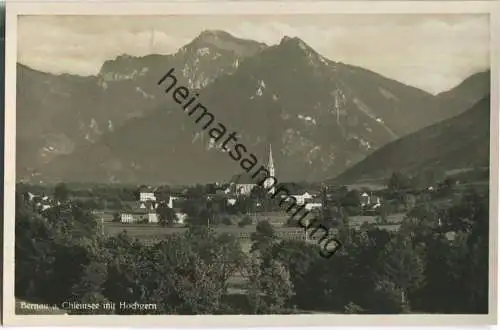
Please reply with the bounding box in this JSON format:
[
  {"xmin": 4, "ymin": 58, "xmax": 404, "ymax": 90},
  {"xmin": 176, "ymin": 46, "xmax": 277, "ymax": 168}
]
[
  {"xmin": 139, "ymin": 200, "xmax": 157, "ymax": 210},
  {"xmin": 140, "ymin": 192, "xmax": 156, "ymax": 202},
  {"xmin": 360, "ymin": 192, "xmax": 370, "ymax": 206},
  {"xmin": 305, "ymin": 202, "xmax": 322, "ymax": 211},
  {"xmin": 27, "ymin": 192, "xmax": 36, "ymax": 201},
  {"xmin": 148, "ymin": 213, "xmax": 159, "ymax": 223},
  {"xmin": 120, "ymin": 209, "xmax": 158, "ymax": 224},
  {"xmin": 360, "ymin": 192, "xmax": 382, "ymax": 207},
  {"xmin": 236, "ymin": 184, "xmax": 256, "ymax": 196},
  {"xmin": 120, "ymin": 213, "xmax": 135, "ymax": 223},
  {"xmin": 230, "ymin": 173, "xmax": 257, "ymax": 196},
  {"xmin": 176, "ymin": 212, "xmax": 188, "ymax": 224},
  {"xmin": 292, "ymin": 192, "xmax": 314, "ymax": 205},
  {"xmin": 167, "ymin": 196, "xmax": 179, "ymax": 209}
]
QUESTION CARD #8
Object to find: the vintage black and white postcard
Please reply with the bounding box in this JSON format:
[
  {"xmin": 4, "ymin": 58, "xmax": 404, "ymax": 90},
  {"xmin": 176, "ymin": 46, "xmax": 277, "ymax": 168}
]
[{"xmin": 2, "ymin": 0, "xmax": 499, "ymax": 327}]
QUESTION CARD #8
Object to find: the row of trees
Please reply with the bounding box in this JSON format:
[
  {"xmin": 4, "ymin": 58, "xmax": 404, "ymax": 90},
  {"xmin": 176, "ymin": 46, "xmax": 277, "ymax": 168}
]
[
  {"xmin": 15, "ymin": 182, "xmax": 489, "ymax": 314},
  {"xmin": 15, "ymin": 190, "xmax": 293, "ymax": 314},
  {"xmin": 261, "ymin": 185, "xmax": 488, "ymax": 313}
]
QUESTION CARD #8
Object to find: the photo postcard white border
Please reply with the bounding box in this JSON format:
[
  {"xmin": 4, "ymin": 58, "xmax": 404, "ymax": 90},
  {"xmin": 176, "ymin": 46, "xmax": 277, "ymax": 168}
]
[{"xmin": 3, "ymin": 0, "xmax": 500, "ymax": 327}]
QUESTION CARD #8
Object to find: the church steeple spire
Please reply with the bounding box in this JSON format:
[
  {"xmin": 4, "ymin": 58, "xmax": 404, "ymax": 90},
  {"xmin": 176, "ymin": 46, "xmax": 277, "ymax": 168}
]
[
  {"xmin": 264, "ymin": 144, "xmax": 276, "ymax": 194},
  {"xmin": 268, "ymin": 144, "xmax": 275, "ymax": 178}
]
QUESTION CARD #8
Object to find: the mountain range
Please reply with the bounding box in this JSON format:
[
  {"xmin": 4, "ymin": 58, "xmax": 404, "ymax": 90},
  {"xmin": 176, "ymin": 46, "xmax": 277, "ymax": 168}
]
[
  {"xmin": 17, "ymin": 30, "xmax": 265, "ymax": 176},
  {"xmin": 16, "ymin": 30, "xmax": 491, "ymax": 184}
]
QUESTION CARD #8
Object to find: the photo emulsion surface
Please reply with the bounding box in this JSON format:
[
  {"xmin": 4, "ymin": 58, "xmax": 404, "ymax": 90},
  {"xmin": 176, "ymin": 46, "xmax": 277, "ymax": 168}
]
[{"xmin": 11, "ymin": 11, "xmax": 493, "ymax": 319}]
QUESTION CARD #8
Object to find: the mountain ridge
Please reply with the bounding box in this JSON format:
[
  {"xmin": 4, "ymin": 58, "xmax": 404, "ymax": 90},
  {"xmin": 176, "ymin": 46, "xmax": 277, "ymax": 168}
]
[
  {"xmin": 16, "ymin": 29, "xmax": 267, "ymax": 180},
  {"xmin": 16, "ymin": 30, "xmax": 491, "ymax": 184},
  {"xmin": 333, "ymin": 95, "xmax": 491, "ymax": 184}
]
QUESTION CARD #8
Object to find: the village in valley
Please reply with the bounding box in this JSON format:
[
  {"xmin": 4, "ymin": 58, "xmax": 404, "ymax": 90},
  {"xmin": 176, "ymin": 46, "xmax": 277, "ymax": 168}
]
[
  {"xmin": 17, "ymin": 143, "xmax": 482, "ymax": 249},
  {"xmin": 20, "ymin": 146, "xmax": 386, "ymax": 242}
]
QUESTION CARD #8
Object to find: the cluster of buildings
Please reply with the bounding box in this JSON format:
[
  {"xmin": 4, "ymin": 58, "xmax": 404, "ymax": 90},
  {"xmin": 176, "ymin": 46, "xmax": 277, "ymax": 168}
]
[
  {"xmin": 118, "ymin": 144, "xmax": 318, "ymax": 225},
  {"xmin": 119, "ymin": 198, "xmax": 159, "ymax": 224},
  {"xmin": 22, "ymin": 144, "xmax": 386, "ymax": 228},
  {"xmin": 229, "ymin": 145, "xmax": 323, "ymax": 211},
  {"xmin": 360, "ymin": 192, "xmax": 382, "ymax": 209},
  {"xmin": 119, "ymin": 190, "xmax": 187, "ymax": 225},
  {"xmin": 26, "ymin": 192, "xmax": 58, "ymax": 211},
  {"xmin": 117, "ymin": 144, "xmax": 385, "ymax": 225}
]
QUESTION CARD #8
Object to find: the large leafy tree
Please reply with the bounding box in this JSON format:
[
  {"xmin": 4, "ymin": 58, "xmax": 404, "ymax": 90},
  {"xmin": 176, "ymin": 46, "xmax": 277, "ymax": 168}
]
[
  {"xmin": 245, "ymin": 257, "xmax": 294, "ymax": 314},
  {"xmin": 15, "ymin": 195, "xmax": 57, "ymax": 300},
  {"xmin": 387, "ymin": 172, "xmax": 412, "ymax": 191},
  {"xmin": 101, "ymin": 234, "xmax": 154, "ymax": 313},
  {"xmin": 376, "ymin": 234, "xmax": 425, "ymax": 311},
  {"xmin": 182, "ymin": 198, "xmax": 209, "ymax": 227},
  {"xmin": 341, "ymin": 189, "xmax": 361, "ymax": 208},
  {"xmin": 71, "ymin": 261, "xmax": 113, "ymax": 314},
  {"xmin": 132, "ymin": 228, "xmax": 246, "ymax": 314},
  {"xmin": 16, "ymin": 194, "xmax": 103, "ymax": 306},
  {"xmin": 250, "ymin": 220, "xmax": 276, "ymax": 254},
  {"xmin": 266, "ymin": 240, "xmax": 320, "ymax": 308},
  {"xmin": 157, "ymin": 203, "xmax": 177, "ymax": 227},
  {"xmin": 54, "ymin": 182, "xmax": 70, "ymax": 202},
  {"xmin": 404, "ymin": 186, "xmax": 489, "ymax": 314}
]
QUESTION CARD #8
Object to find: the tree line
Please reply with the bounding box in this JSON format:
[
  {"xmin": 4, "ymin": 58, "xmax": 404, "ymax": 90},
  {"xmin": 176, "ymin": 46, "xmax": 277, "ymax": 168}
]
[{"xmin": 15, "ymin": 181, "xmax": 489, "ymax": 314}]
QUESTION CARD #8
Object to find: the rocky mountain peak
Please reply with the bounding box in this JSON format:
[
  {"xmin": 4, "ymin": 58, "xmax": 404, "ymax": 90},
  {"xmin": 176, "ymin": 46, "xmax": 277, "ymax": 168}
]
[
  {"xmin": 279, "ymin": 36, "xmax": 311, "ymax": 51},
  {"xmin": 186, "ymin": 30, "xmax": 267, "ymax": 57},
  {"xmin": 197, "ymin": 29, "xmax": 234, "ymax": 39},
  {"xmin": 99, "ymin": 53, "xmax": 138, "ymax": 72},
  {"xmin": 272, "ymin": 35, "xmax": 332, "ymax": 70},
  {"xmin": 280, "ymin": 35, "xmax": 302, "ymax": 44},
  {"xmin": 96, "ymin": 53, "xmax": 166, "ymax": 84}
]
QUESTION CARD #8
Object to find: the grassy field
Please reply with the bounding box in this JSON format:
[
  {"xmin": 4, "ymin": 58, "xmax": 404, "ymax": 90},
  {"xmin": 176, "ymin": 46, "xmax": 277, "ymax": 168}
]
[
  {"xmin": 103, "ymin": 210, "xmax": 407, "ymax": 240},
  {"xmin": 103, "ymin": 222, "xmax": 309, "ymax": 241},
  {"xmin": 221, "ymin": 211, "xmax": 291, "ymax": 226},
  {"xmin": 257, "ymin": 212, "xmax": 291, "ymax": 225},
  {"xmin": 345, "ymin": 182, "xmax": 387, "ymax": 191},
  {"xmin": 349, "ymin": 213, "xmax": 405, "ymax": 227}
]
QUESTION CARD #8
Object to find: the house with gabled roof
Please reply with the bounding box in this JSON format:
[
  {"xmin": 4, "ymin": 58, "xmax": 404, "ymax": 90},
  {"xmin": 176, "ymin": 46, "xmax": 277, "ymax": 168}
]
[
  {"xmin": 138, "ymin": 186, "xmax": 157, "ymax": 202},
  {"xmin": 292, "ymin": 191, "xmax": 314, "ymax": 205},
  {"xmin": 120, "ymin": 207, "xmax": 158, "ymax": 224},
  {"xmin": 230, "ymin": 173, "xmax": 257, "ymax": 196},
  {"xmin": 139, "ymin": 200, "xmax": 158, "ymax": 211}
]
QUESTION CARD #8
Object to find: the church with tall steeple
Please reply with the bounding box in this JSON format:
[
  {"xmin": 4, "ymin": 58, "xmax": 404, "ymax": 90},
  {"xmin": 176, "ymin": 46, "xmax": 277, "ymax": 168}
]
[
  {"xmin": 230, "ymin": 144, "xmax": 277, "ymax": 196},
  {"xmin": 263, "ymin": 144, "xmax": 276, "ymax": 194}
]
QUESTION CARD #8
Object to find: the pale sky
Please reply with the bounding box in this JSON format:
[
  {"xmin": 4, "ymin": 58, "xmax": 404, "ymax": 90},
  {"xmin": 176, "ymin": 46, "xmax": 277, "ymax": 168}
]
[{"xmin": 18, "ymin": 14, "xmax": 490, "ymax": 94}]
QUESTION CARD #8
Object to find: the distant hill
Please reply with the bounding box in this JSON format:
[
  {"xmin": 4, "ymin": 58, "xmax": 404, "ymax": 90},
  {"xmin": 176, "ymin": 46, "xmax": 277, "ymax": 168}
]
[
  {"xmin": 333, "ymin": 95, "xmax": 490, "ymax": 184},
  {"xmin": 436, "ymin": 70, "xmax": 490, "ymax": 117}
]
